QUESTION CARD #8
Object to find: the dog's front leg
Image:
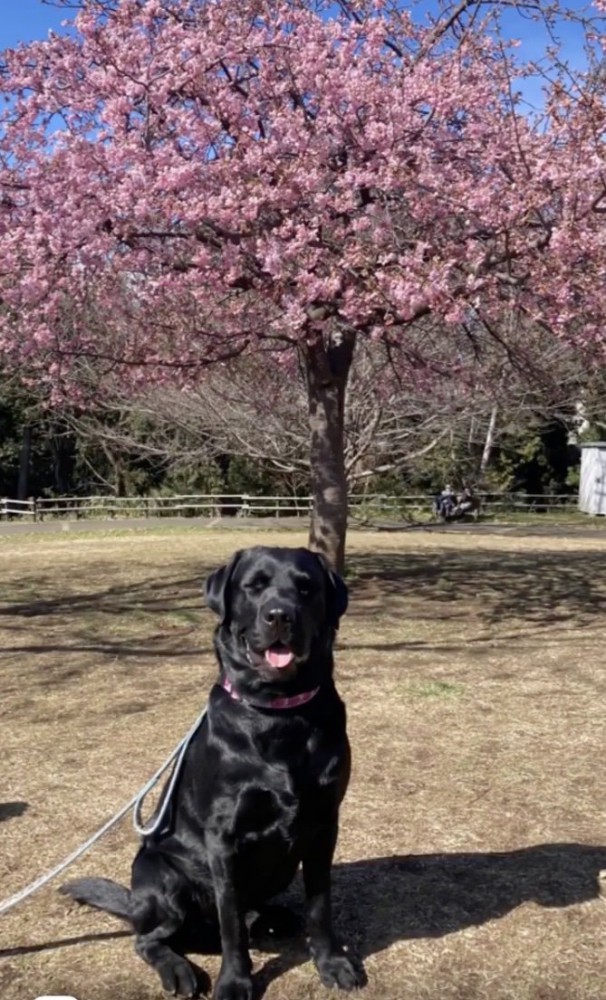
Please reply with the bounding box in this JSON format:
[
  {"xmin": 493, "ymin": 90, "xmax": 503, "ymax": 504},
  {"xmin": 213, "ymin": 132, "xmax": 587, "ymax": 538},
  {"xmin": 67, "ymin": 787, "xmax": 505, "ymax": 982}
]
[
  {"xmin": 207, "ymin": 837, "xmax": 253, "ymax": 1000},
  {"xmin": 303, "ymin": 822, "xmax": 366, "ymax": 992}
]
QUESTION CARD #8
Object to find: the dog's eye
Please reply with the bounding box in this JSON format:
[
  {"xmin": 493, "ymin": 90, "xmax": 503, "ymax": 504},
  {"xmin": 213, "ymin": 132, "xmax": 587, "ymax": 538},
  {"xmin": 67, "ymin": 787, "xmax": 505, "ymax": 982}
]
[
  {"xmin": 246, "ymin": 575, "xmax": 269, "ymax": 593},
  {"xmin": 297, "ymin": 579, "xmax": 311, "ymax": 597}
]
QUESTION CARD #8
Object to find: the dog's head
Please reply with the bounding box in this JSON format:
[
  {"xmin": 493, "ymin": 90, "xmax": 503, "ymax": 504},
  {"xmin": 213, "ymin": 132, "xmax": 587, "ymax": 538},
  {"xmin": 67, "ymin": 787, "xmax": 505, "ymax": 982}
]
[{"xmin": 205, "ymin": 546, "xmax": 348, "ymax": 692}]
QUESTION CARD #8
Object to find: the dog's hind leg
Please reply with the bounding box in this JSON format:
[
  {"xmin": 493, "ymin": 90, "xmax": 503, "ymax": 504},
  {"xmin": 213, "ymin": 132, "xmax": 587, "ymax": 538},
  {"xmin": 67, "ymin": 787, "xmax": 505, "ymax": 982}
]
[
  {"xmin": 131, "ymin": 851, "xmax": 209, "ymax": 998},
  {"xmin": 134, "ymin": 911, "xmax": 202, "ymax": 998}
]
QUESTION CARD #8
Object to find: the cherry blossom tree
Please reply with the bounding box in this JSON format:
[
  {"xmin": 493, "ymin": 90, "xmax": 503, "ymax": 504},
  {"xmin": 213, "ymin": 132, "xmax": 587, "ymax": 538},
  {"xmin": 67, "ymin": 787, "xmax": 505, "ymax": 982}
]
[
  {"xmin": 0, "ymin": 0, "xmax": 605, "ymax": 568},
  {"xmin": 64, "ymin": 318, "xmax": 587, "ymax": 496},
  {"xmin": 61, "ymin": 339, "xmax": 459, "ymax": 493}
]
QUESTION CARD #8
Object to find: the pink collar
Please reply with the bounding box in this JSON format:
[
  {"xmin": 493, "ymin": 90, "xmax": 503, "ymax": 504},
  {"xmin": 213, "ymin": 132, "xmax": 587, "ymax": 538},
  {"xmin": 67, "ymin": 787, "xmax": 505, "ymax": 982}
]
[{"xmin": 222, "ymin": 676, "xmax": 320, "ymax": 710}]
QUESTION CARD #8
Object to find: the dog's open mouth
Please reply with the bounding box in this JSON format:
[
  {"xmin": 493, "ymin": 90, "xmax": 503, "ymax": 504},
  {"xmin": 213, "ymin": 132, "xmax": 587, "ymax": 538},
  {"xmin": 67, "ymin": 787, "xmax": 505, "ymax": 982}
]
[
  {"xmin": 263, "ymin": 643, "xmax": 295, "ymax": 669},
  {"xmin": 245, "ymin": 639, "xmax": 299, "ymax": 671}
]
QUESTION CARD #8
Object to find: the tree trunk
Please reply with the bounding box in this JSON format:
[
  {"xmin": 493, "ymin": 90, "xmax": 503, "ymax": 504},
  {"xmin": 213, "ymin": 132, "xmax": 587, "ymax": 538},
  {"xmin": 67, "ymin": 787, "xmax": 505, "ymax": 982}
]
[
  {"xmin": 304, "ymin": 331, "xmax": 356, "ymax": 574},
  {"xmin": 479, "ymin": 403, "xmax": 498, "ymax": 480}
]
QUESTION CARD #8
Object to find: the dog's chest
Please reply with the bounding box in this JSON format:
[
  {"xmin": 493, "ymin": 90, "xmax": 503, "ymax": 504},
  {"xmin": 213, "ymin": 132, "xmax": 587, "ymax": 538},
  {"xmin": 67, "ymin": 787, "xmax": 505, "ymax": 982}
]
[{"xmin": 229, "ymin": 726, "xmax": 342, "ymax": 844}]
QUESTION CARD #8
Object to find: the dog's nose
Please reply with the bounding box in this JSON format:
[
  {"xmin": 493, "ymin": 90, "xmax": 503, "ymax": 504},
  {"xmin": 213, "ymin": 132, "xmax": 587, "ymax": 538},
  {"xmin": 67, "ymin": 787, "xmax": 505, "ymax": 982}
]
[{"xmin": 263, "ymin": 607, "xmax": 292, "ymax": 627}]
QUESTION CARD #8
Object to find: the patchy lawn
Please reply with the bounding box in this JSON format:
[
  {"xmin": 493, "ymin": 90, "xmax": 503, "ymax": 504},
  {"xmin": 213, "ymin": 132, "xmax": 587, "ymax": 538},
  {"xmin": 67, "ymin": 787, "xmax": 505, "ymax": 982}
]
[{"xmin": 1, "ymin": 525, "xmax": 606, "ymax": 1000}]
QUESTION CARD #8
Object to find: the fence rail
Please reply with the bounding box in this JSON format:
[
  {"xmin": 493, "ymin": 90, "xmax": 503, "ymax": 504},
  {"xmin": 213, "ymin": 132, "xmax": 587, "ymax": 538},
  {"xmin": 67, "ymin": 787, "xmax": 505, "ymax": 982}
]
[{"xmin": 0, "ymin": 492, "xmax": 581, "ymax": 522}]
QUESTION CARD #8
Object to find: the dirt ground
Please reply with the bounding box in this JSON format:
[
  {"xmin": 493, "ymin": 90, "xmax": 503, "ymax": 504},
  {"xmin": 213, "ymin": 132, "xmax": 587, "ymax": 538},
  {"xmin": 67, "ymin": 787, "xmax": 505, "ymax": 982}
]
[{"xmin": 1, "ymin": 525, "xmax": 606, "ymax": 1000}]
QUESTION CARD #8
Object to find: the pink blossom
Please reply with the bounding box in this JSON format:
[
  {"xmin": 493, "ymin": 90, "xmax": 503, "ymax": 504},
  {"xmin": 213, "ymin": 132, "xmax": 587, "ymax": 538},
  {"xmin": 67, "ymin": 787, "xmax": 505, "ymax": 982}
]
[{"xmin": 0, "ymin": 0, "xmax": 602, "ymax": 397}]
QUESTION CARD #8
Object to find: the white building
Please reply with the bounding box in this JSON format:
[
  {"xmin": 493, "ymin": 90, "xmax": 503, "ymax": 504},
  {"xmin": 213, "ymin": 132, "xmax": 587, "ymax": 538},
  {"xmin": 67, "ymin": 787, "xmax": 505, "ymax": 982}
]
[{"xmin": 579, "ymin": 443, "xmax": 606, "ymax": 515}]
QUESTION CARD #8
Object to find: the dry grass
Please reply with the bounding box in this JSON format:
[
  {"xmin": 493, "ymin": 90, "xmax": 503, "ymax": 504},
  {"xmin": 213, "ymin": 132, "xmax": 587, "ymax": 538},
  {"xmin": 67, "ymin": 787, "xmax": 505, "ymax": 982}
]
[{"xmin": 1, "ymin": 525, "xmax": 606, "ymax": 1000}]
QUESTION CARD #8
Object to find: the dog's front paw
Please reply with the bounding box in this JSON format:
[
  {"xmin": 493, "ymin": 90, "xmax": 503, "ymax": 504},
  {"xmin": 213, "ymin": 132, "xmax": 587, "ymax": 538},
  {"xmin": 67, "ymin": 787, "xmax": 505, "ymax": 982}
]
[
  {"xmin": 315, "ymin": 951, "xmax": 367, "ymax": 991},
  {"xmin": 157, "ymin": 954, "xmax": 202, "ymax": 997},
  {"xmin": 213, "ymin": 972, "xmax": 254, "ymax": 1000}
]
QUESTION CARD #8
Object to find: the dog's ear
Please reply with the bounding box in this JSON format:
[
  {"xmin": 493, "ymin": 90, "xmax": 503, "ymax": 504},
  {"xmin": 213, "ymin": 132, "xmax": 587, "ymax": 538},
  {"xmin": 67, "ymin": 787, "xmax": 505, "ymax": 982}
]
[
  {"xmin": 205, "ymin": 550, "xmax": 242, "ymax": 625},
  {"xmin": 313, "ymin": 553, "xmax": 348, "ymax": 628}
]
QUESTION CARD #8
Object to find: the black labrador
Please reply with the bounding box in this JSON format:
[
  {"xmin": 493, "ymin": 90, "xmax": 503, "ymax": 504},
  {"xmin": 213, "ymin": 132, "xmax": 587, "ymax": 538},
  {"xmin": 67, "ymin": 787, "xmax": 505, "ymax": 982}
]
[{"xmin": 62, "ymin": 545, "xmax": 365, "ymax": 1000}]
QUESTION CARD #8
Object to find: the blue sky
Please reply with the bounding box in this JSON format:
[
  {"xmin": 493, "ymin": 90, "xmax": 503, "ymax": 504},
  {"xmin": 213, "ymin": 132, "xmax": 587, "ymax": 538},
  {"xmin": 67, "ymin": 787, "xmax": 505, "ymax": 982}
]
[
  {"xmin": 0, "ymin": 0, "xmax": 595, "ymax": 110},
  {"xmin": 0, "ymin": 0, "xmax": 592, "ymax": 53},
  {"xmin": 0, "ymin": 1, "xmax": 69, "ymax": 49}
]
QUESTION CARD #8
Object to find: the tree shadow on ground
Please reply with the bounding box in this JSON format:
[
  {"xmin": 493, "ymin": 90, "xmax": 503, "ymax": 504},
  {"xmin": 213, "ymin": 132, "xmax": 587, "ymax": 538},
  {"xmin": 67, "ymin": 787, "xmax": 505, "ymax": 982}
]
[
  {"xmin": 0, "ymin": 637, "xmax": 209, "ymax": 659},
  {"xmin": 0, "ymin": 574, "xmax": 205, "ymax": 620},
  {"xmin": 347, "ymin": 548, "xmax": 606, "ymax": 628},
  {"xmin": 254, "ymin": 842, "xmax": 606, "ymax": 996},
  {"xmin": 0, "ymin": 573, "xmax": 211, "ymax": 661},
  {"xmin": 0, "ymin": 930, "xmax": 130, "ymax": 959}
]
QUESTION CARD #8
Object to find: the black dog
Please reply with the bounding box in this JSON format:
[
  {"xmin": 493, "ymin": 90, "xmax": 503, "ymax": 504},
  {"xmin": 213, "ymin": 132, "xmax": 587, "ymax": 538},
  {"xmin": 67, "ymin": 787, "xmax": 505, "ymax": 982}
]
[{"xmin": 62, "ymin": 546, "xmax": 365, "ymax": 999}]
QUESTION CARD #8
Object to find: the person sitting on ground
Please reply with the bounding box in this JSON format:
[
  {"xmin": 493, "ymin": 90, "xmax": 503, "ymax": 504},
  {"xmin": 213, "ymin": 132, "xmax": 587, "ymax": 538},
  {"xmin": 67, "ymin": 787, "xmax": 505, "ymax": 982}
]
[
  {"xmin": 435, "ymin": 483, "xmax": 457, "ymax": 518},
  {"xmin": 455, "ymin": 486, "xmax": 480, "ymax": 518}
]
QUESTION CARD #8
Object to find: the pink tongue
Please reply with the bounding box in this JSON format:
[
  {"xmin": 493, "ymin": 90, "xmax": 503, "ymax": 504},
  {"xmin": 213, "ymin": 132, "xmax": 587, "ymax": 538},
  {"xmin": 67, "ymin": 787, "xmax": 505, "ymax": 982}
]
[{"xmin": 264, "ymin": 647, "xmax": 295, "ymax": 669}]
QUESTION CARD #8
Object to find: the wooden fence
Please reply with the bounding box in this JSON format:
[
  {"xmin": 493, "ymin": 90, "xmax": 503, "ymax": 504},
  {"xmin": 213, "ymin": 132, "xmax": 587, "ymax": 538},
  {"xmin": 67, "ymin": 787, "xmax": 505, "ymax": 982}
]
[{"xmin": 0, "ymin": 492, "xmax": 580, "ymax": 522}]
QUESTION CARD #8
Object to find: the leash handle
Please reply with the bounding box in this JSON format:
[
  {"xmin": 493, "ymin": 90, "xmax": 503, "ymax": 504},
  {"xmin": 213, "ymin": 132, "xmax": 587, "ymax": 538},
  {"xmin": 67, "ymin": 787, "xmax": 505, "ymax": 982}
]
[{"xmin": 132, "ymin": 707, "xmax": 207, "ymax": 837}]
